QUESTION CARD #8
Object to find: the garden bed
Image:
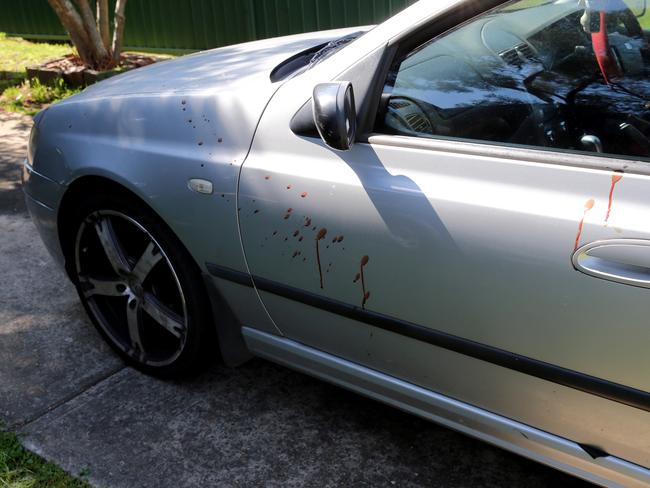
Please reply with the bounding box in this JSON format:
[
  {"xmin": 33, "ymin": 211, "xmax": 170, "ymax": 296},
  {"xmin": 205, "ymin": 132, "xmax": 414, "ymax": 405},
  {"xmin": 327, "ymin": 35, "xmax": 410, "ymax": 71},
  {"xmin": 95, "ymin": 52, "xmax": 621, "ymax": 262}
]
[{"xmin": 26, "ymin": 52, "xmax": 162, "ymax": 87}]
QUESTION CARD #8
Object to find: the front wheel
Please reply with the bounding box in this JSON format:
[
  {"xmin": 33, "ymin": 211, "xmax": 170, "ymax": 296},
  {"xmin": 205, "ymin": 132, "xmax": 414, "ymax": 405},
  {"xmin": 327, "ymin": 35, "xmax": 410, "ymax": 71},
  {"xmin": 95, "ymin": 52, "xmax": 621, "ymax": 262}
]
[{"xmin": 66, "ymin": 193, "xmax": 217, "ymax": 377}]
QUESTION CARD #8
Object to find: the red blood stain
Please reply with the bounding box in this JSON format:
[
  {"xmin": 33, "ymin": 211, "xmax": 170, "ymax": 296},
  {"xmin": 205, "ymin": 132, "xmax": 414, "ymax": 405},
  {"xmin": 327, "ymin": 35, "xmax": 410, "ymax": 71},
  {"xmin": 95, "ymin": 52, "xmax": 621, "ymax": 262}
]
[
  {"xmin": 301, "ymin": 192, "xmax": 308, "ymax": 198},
  {"xmin": 315, "ymin": 228, "xmax": 328, "ymax": 289},
  {"xmin": 337, "ymin": 236, "xmax": 344, "ymax": 243},
  {"xmin": 574, "ymin": 199, "xmax": 595, "ymax": 251},
  {"xmin": 287, "ymin": 208, "xmax": 293, "ymax": 213},
  {"xmin": 605, "ymin": 172, "xmax": 624, "ymax": 224},
  {"xmin": 359, "ymin": 255, "xmax": 370, "ymax": 309},
  {"xmin": 287, "ymin": 184, "xmax": 293, "ymax": 190},
  {"xmin": 293, "ymin": 230, "xmax": 300, "ymax": 237},
  {"xmin": 353, "ymin": 273, "xmax": 361, "ymax": 283},
  {"xmin": 265, "ymin": 176, "xmax": 271, "ymax": 180}
]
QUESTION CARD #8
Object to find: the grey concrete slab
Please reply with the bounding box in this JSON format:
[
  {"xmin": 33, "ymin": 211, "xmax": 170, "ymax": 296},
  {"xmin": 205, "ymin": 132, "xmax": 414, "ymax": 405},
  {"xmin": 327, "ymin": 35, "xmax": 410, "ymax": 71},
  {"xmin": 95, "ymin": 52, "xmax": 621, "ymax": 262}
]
[
  {"xmin": 0, "ymin": 111, "xmax": 124, "ymax": 426},
  {"xmin": 22, "ymin": 361, "xmax": 590, "ymax": 488},
  {"xmin": 1, "ymin": 109, "xmax": 591, "ymax": 487},
  {"xmin": 0, "ymin": 213, "xmax": 124, "ymax": 427},
  {"xmin": 0, "ymin": 110, "xmax": 31, "ymax": 215}
]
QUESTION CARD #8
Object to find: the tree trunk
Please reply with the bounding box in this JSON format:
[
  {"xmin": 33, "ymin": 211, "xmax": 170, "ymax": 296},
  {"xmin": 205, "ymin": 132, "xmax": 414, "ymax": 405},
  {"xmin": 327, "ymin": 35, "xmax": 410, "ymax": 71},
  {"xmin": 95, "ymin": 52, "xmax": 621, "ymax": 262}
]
[
  {"xmin": 96, "ymin": 0, "xmax": 110, "ymax": 51},
  {"xmin": 111, "ymin": 0, "xmax": 129, "ymax": 64},
  {"xmin": 46, "ymin": 0, "xmax": 96, "ymax": 67},
  {"xmin": 73, "ymin": 0, "xmax": 111, "ymax": 68}
]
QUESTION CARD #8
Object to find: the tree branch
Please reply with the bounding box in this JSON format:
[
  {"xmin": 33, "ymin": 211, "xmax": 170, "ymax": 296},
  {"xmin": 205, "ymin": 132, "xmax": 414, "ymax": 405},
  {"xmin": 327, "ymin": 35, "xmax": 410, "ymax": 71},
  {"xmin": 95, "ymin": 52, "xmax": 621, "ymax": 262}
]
[
  {"xmin": 46, "ymin": 0, "xmax": 95, "ymax": 67},
  {"xmin": 111, "ymin": 0, "xmax": 129, "ymax": 64},
  {"xmin": 96, "ymin": 0, "xmax": 110, "ymax": 51},
  {"xmin": 73, "ymin": 0, "xmax": 111, "ymax": 66}
]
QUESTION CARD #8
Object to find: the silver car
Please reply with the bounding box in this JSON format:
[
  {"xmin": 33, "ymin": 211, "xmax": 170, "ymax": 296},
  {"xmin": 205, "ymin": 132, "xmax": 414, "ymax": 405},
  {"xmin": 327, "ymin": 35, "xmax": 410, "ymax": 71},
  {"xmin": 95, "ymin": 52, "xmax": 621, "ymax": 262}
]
[{"xmin": 22, "ymin": 0, "xmax": 650, "ymax": 485}]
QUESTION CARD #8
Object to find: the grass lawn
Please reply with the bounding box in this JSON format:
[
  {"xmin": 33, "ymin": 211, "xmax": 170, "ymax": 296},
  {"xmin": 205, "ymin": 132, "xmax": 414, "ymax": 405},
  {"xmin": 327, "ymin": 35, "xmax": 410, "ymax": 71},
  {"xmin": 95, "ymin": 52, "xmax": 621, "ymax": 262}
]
[
  {"xmin": 0, "ymin": 33, "xmax": 73, "ymax": 78},
  {"xmin": 0, "ymin": 32, "xmax": 175, "ymax": 116},
  {"xmin": 0, "ymin": 78, "xmax": 83, "ymax": 116},
  {"xmin": 0, "ymin": 429, "xmax": 90, "ymax": 488}
]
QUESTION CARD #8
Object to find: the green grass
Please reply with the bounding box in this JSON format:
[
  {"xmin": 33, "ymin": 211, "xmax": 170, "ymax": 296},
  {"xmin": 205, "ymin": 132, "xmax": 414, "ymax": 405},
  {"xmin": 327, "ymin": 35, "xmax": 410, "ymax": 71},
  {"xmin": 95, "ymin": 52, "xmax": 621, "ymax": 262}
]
[
  {"xmin": 0, "ymin": 78, "xmax": 82, "ymax": 116},
  {"xmin": 0, "ymin": 428, "xmax": 90, "ymax": 488},
  {"xmin": 0, "ymin": 33, "xmax": 74, "ymax": 77}
]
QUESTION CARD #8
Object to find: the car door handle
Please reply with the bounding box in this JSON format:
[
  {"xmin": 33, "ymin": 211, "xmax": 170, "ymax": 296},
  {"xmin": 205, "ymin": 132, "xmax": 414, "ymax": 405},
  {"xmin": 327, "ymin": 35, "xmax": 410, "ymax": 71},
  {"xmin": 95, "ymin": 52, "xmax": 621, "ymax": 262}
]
[{"xmin": 573, "ymin": 239, "xmax": 650, "ymax": 288}]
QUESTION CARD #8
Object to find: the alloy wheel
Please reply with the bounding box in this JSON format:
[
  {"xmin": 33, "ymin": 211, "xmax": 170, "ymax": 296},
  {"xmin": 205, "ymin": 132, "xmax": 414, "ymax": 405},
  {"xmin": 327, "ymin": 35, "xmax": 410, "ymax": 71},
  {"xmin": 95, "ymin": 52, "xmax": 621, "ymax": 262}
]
[{"xmin": 74, "ymin": 210, "xmax": 188, "ymax": 366}]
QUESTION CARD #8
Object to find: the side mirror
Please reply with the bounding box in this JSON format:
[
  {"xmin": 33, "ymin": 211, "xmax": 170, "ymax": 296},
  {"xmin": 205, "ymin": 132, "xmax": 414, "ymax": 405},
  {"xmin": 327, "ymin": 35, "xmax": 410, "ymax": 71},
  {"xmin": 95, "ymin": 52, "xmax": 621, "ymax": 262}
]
[{"xmin": 312, "ymin": 81, "xmax": 356, "ymax": 151}]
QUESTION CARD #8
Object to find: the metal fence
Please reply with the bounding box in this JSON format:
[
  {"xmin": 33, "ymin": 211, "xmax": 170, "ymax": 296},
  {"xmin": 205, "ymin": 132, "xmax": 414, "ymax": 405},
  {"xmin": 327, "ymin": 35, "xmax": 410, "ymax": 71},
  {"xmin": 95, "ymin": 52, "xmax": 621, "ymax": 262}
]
[{"xmin": 0, "ymin": 0, "xmax": 417, "ymax": 52}]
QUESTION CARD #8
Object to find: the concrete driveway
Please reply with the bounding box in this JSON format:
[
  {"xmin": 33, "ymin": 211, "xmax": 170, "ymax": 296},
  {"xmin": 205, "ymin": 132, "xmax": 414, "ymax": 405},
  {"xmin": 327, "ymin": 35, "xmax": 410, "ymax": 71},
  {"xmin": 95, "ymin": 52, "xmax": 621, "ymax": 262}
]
[{"xmin": 0, "ymin": 109, "xmax": 591, "ymax": 487}]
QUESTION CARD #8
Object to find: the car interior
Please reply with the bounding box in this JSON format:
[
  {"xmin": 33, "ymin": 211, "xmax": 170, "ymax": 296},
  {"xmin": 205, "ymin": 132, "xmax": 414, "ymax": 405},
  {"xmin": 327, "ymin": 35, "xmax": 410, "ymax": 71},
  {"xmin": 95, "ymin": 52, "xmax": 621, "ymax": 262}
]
[{"xmin": 377, "ymin": 0, "xmax": 650, "ymax": 159}]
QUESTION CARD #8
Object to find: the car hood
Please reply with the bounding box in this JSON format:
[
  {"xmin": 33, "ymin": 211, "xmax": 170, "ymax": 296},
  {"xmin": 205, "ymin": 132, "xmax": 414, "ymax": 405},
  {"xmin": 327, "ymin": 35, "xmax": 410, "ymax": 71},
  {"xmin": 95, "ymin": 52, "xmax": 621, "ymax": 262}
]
[{"xmin": 78, "ymin": 26, "xmax": 367, "ymax": 99}]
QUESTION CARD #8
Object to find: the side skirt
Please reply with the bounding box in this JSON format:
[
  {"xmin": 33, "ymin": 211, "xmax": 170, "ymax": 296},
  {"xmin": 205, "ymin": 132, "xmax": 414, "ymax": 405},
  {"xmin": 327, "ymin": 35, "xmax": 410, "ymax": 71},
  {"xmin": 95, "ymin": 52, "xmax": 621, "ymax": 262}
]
[{"xmin": 242, "ymin": 326, "xmax": 650, "ymax": 488}]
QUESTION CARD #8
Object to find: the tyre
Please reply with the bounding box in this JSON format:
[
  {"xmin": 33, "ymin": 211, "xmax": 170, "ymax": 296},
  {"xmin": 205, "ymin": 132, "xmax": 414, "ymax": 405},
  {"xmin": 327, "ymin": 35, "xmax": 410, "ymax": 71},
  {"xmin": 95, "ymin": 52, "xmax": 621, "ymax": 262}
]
[{"xmin": 64, "ymin": 191, "xmax": 218, "ymax": 377}]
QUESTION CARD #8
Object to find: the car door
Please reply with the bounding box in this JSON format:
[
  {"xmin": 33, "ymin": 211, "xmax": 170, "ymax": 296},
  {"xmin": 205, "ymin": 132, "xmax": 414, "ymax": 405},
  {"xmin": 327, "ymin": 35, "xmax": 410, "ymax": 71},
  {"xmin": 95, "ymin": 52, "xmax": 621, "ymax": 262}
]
[{"xmin": 238, "ymin": 0, "xmax": 650, "ymax": 467}]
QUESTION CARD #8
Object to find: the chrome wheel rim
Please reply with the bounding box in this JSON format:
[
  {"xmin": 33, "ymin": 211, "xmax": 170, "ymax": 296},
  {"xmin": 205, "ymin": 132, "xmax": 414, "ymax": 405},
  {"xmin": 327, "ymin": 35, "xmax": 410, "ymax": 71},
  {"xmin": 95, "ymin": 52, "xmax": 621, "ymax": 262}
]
[{"xmin": 74, "ymin": 210, "xmax": 188, "ymax": 366}]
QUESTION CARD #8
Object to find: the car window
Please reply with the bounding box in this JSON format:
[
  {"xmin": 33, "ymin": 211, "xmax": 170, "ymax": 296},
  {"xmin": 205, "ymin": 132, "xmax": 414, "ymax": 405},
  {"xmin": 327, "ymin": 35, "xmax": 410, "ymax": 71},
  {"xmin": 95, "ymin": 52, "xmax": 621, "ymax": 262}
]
[{"xmin": 375, "ymin": 0, "xmax": 650, "ymax": 160}]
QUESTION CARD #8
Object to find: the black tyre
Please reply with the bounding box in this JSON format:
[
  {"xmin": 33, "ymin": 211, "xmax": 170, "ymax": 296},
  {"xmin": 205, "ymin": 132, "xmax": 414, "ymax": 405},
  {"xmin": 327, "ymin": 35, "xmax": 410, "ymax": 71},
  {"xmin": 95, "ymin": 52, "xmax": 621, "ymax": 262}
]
[{"xmin": 64, "ymin": 192, "xmax": 217, "ymax": 377}]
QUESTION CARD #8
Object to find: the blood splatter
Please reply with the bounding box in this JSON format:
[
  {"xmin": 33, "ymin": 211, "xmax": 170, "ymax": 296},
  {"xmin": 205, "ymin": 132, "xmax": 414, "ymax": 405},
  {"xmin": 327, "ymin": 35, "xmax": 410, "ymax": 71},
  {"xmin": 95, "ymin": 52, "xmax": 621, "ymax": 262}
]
[
  {"xmin": 299, "ymin": 236, "xmax": 303, "ymax": 242},
  {"xmin": 605, "ymin": 172, "xmax": 623, "ymax": 224},
  {"xmin": 265, "ymin": 176, "xmax": 271, "ymax": 180},
  {"xmin": 292, "ymin": 251, "xmax": 299, "ymax": 258},
  {"xmin": 574, "ymin": 199, "xmax": 595, "ymax": 251},
  {"xmin": 363, "ymin": 292, "xmax": 371, "ymax": 307},
  {"xmin": 284, "ymin": 214, "xmax": 291, "ymax": 220},
  {"xmin": 315, "ymin": 228, "xmax": 328, "ymax": 289},
  {"xmin": 304, "ymin": 218, "xmax": 312, "ymax": 227},
  {"xmin": 300, "ymin": 192, "xmax": 308, "ymax": 198},
  {"xmin": 337, "ymin": 236, "xmax": 344, "ymax": 243},
  {"xmin": 293, "ymin": 230, "xmax": 300, "ymax": 237},
  {"xmin": 353, "ymin": 273, "xmax": 361, "ymax": 283},
  {"xmin": 287, "ymin": 184, "xmax": 293, "ymax": 190}
]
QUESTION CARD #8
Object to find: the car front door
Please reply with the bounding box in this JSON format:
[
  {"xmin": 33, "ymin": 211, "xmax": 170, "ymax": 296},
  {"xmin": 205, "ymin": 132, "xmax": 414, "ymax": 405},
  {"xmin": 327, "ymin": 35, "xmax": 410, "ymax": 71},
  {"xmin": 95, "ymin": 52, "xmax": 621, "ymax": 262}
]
[{"xmin": 238, "ymin": 0, "xmax": 650, "ymax": 467}]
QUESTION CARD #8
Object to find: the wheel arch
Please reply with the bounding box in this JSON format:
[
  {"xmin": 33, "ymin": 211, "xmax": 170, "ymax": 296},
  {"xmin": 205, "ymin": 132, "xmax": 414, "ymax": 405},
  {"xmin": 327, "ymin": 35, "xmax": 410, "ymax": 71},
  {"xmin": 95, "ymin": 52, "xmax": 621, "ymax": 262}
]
[{"xmin": 57, "ymin": 174, "xmax": 252, "ymax": 367}]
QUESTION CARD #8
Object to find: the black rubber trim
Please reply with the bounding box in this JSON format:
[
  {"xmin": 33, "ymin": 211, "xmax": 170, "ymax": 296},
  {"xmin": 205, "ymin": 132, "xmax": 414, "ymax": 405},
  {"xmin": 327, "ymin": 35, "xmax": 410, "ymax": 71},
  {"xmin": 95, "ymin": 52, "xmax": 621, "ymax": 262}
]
[
  {"xmin": 206, "ymin": 263, "xmax": 650, "ymax": 412},
  {"xmin": 205, "ymin": 262, "xmax": 254, "ymax": 288}
]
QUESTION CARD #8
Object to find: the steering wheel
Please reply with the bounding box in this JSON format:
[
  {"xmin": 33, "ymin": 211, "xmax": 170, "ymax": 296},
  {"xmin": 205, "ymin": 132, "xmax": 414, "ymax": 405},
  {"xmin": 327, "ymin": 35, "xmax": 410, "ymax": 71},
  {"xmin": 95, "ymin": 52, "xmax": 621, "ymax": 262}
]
[{"xmin": 589, "ymin": 0, "xmax": 644, "ymax": 83}]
